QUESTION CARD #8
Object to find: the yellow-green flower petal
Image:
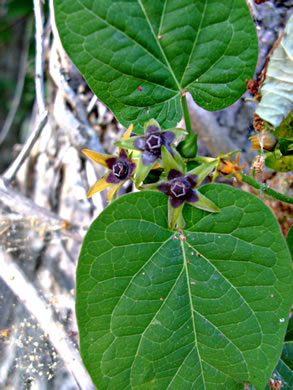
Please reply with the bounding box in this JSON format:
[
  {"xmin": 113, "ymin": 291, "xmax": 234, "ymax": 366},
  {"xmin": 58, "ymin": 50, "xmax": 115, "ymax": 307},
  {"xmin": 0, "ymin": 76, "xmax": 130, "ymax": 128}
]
[
  {"xmin": 87, "ymin": 175, "xmax": 112, "ymax": 198},
  {"xmin": 106, "ymin": 182, "xmax": 123, "ymax": 201},
  {"xmin": 144, "ymin": 118, "xmax": 160, "ymax": 132},
  {"xmin": 161, "ymin": 145, "xmax": 182, "ymax": 176},
  {"xmin": 82, "ymin": 149, "xmax": 115, "ymax": 168},
  {"xmin": 122, "ymin": 124, "xmax": 134, "ymax": 140},
  {"xmin": 115, "ymin": 135, "xmax": 142, "ymax": 151},
  {"xmin": 168, "ymin": 200, "xmax": 185, "ymax": 230},
  {"xmin": 134, "ymin": 155, "xmax": 155, "ymax": 187},
  {"xmin": 187, "ymin": 191, "xmax": 220, "ymax": 213}
]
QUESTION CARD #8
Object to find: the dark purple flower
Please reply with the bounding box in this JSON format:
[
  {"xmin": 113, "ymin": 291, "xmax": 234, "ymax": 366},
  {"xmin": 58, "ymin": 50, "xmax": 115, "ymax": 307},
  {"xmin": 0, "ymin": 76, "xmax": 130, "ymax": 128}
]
[
  {"xmin": 133, "ymin": 125, "xmax": 175, "ymax": 166},
  {"xmin": 158, "ymin": 169, "xmax": 198, "ymax": 208},
  {"xmin": 106, "ymin": 149, "xmax": 136, "ymax": 184}
]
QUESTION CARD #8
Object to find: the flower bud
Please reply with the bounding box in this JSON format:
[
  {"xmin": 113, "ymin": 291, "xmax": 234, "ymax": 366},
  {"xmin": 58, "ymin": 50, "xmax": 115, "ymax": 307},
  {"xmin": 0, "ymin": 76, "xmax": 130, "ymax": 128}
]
[{"xmin": 177, "ymin": 133, "xmax": 198, "ymax": 158}]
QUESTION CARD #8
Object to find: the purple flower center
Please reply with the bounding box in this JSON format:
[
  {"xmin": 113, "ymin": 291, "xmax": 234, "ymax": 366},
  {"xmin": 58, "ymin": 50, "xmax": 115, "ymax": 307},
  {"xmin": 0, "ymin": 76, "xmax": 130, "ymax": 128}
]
[
  {"xmin": 145, "ymin": 134, "xmax": 163, "ymax": 155},
  {"xmin": 170, "ymin": 179, "xmax": 190, "ymax": 198},
  {"xmin": 112, "ymin": 161, "xmax": 129, "ymax": 179}
]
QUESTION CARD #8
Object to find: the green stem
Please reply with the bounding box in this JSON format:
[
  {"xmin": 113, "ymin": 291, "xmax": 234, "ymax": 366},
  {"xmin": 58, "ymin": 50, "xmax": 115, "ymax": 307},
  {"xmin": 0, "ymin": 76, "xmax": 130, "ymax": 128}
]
[
  {"xmin": 181, "ymin": 93, "xmax": 192, "ymax": 136},
  {"xmin": 240, "ymin": 173, "xmax": 293, "ymax": 204}
]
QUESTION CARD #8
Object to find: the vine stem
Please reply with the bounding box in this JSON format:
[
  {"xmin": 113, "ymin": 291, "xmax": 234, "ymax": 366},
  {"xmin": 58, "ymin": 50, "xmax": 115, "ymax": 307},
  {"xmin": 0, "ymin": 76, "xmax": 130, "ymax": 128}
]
[
  {"xmin": 33, "ymin": 0, "xmax": 46, "ymax": 114},
  {"xmin": 181, "ymin": 93, "xmax": 192, "ymax": 136},
  {"xmin": 240, "ymin": 173, "xmax": 293, "ymax": 204}
]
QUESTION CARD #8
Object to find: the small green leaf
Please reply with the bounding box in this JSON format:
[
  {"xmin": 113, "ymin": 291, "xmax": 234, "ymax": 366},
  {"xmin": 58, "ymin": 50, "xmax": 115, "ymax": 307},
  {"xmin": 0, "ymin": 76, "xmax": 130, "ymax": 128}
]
[
  {"xmin": 54, "ymin": 0, "xmax": 258, "ymax": 132},
  {"xmin": 76, "ymin": 185, "xmax": 293, "ymax": 389}
]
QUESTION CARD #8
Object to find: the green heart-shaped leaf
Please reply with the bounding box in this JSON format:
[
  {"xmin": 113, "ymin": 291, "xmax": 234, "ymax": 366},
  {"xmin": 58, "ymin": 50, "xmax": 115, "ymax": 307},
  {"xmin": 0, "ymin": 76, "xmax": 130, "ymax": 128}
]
[
  {"xmin": 76, "ymin": 185, "xmax": 293, "ymax": 389},
  {"xmin": 54, "ymin": 0, "xmax": 258, "ymax": 131}
]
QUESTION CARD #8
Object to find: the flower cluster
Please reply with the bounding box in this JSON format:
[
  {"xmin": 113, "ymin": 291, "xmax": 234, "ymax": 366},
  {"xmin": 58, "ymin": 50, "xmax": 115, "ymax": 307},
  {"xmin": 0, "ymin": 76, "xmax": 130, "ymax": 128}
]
[
  {"xmin": 83, "ymin": 118, "xmax": 224, "ymax": 229},
  {"xmin": 116, "ymin": 119, "xmax": 185, "ymax": 186}
]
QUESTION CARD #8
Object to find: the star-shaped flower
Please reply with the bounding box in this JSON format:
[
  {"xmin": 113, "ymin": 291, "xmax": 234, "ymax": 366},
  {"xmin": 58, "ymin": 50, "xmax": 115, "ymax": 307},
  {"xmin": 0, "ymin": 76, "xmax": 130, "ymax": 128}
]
[
  {"xmin": 158, "ymin": 169, "xmax": 198, "ymax": 208},
  {"xmin": 142, "ymin": 169, "xmax": 220, "ymax": 229},
  {"xmin": 82, "ymin": 148, "xmax": 136, "ymax": 200},
  {"xmin": 132, "ymin": 124, "xmax": 175, "ymax": 166},
  {"xmin": 82, "ymin": 125, "xmax": 136, "ymax": 200}
]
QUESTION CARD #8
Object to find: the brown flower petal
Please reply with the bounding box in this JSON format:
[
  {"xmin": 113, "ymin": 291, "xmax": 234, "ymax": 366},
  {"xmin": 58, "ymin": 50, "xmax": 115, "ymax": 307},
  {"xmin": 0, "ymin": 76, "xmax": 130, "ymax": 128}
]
[
  {"xmin": 185, "ymin": 174, "xmax": 197, "ymax": 187},
  {"xmin": 158, "ymin": 182, "xmax": 171, "ymax": 195},
  {"xmin": 142, "ymin": 151, "xmax": 157, "ymax": 166},
  {"xmin": 170, "ymin": 197, "xmax": 185, "ymax": 208},
  {"xmin": 133, "ymin": 137, "xmax": 146, "ymax": 150},
  {"xmin": 162, "ymin": 131, "xmax": 175, "ymax": 145},
  {"xmin": 186, "ymin": 190, "xmax": 198, "ymax": 203},
  {"xmin": 167, "ymin": 169, "xmax": 183, "ymax": 180}
]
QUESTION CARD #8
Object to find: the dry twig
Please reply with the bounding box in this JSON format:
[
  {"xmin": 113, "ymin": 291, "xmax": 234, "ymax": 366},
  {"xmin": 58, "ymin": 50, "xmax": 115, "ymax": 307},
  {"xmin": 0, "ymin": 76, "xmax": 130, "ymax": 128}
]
[
  {"xmin": 3, "ymin": 111, "xmax": 48, "ymax": 182},
  {"xmin": 33, "ymin": 0, "xmax": 46, "ymax": 115},
  {"xmin": 0, "ymin": 16, "xmax": 33, "ymax": 144},
  {"xmin": 0, "ymin": 250, "xmax": 95, "ymax": 390}
]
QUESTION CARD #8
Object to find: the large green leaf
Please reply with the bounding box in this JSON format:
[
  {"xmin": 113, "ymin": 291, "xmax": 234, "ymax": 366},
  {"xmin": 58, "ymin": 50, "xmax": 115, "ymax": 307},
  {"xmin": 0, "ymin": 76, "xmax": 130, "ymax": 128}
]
[
  {"xmin": 76, "ymin": 185, "xmax": 293, "ymax": 389},
  {"xmin": 54, "ymin": 0, "xmax": 258, "ymax": 132}
]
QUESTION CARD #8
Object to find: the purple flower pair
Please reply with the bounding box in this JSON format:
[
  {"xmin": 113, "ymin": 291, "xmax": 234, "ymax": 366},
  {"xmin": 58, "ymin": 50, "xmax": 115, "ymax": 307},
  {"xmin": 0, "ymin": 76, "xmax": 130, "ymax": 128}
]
[{"xmin": 115, "ymin": 119, "xmax": 186, "ymax": 187}]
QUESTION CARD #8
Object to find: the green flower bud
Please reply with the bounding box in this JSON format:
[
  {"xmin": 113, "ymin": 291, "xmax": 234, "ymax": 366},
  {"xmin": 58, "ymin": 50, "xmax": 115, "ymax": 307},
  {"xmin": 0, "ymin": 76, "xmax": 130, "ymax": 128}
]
[{"xmin": 177, "ymin": 133, "xmax": 198, "ymax": 158}]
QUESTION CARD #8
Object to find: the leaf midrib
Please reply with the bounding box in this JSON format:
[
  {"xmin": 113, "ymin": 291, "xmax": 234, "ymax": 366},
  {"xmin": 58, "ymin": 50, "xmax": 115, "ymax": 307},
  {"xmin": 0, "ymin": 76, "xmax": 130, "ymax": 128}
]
[
  {"xmin": 179, "ymin": 0, "xmax": 208, "ymax": 86},
  {"xmin": 181, "ymin": 239, "xmax": 207, "ymax": 390},
  {"xmin": 109, "ymin": 234, "xmax": 174, "ymax": 333},
  {"xmin": 138, "ymin": 0, "xmax": 182, "ymax": 91},
  {"xmin": 73, "ymin": 0, "xmax": 178, "ymax": 84},
  {"xmin": 129, "ymin": 267, "xmax": 186, "ymax": 387}
]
